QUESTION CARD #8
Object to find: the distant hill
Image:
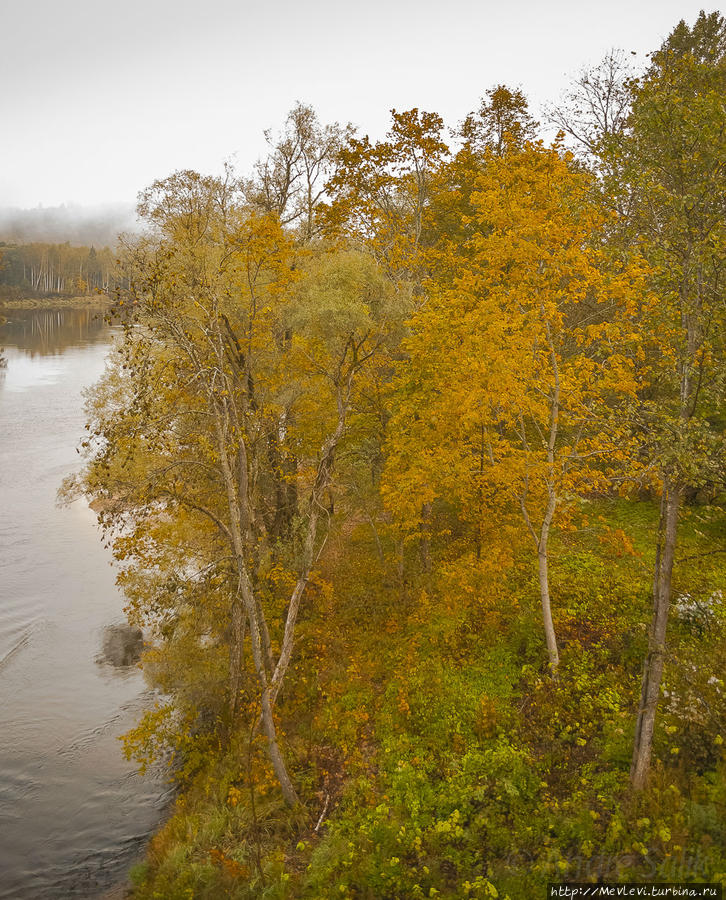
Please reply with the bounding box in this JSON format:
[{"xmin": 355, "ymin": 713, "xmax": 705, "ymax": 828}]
[{"xmin": 0, "ymin": 203, "xmax": 140, "ymax": 248}]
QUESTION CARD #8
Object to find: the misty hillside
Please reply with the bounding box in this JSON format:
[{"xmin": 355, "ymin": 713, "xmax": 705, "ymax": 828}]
[{"xmin": 0, "ymin": 203, "xmax": 139, "ymax": 248}]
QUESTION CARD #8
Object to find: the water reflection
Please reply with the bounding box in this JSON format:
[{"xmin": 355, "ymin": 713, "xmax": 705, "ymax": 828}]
[{"xmin": 0, "ymin": 305, "xmax": 110, "ymax": 356}]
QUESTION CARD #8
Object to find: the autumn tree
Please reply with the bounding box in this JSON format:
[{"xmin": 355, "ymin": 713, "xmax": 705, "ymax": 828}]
[
  {"xmin": 244, "ymin": 102, "xmax": 353, "ymax": 242},
  {"xmin": 384, "ymin": 142, "xmax": 646, "ymax": 673},
  {"xmin": 459, "ymin": 84, "xmax": 538, "ymax": 157},
  {"xmin": 427, "ymin": 85, "xmax": 540, "ymax": 286},
  {"xmin": 312, "ymin": 108, "xmax": 452, "ymax": 573},
  {"xmin": 321, "ymin": 107, "xmax": 449, "ymax": 291},
  {"xmin": 73, "ymin": 168, "xmax": 398, "ymax": 807},
  {"xmin": 0, "ymin": 241, "xmax": 117, "ymax": 297}
]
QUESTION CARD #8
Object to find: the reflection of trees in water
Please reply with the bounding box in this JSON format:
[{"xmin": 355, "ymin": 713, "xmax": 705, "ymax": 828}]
[{"xmin": 0, "ymin": 306, "xmax": 111, "ymax": 356}]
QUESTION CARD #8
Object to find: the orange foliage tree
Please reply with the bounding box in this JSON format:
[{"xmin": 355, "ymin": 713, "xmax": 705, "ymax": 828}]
[{"xmin": 383, "ymin": 142, "xmax": 648, "ymax": 672}]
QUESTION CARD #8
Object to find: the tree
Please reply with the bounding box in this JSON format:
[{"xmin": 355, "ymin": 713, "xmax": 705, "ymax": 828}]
[
  {"xmin": 614, "ymin": 12, "xmax": 726, "ymax": 789},
  {"xmin": 245, "ymin": 102, "xmax": 353, "ymax": 242},
  {"xmin": 321, "ymin": 107, "xmax": 449, "ymax": 291},
  {"xmin": 459, "ymin": 85, "xmax": 538, "ymax": 157},
  {"xmin": 318, "ymin": 109, "xmax": 451, "ymax": 573},
  {"xmin": 426, "ymin": 86, "xmax": 540, "ymax": 289},
  {"xmin": 73, "ymin": 168, "xmax": 398, "ymax": 807},
  {"xmin": 384, "ymin": 142, "xmax": 646, "ymax": 673},
  {"xmin": 547, "ymin": 51, "xmax": 634, "ymax": 164}
]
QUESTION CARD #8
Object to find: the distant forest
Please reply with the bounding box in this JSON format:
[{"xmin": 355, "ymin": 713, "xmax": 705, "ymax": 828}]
[{"xmin": 0, "ymin": 242, "xmax": 118, "ymax": 298}]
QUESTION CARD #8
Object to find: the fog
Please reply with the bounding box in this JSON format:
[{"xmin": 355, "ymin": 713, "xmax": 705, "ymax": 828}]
[
  {"xmin": 0, "ymin": 204, "xmax": 138, "ymax": 248},
  {"xmin": 1, "ymin": 0, "xmax": 715, "ymax": 211}
]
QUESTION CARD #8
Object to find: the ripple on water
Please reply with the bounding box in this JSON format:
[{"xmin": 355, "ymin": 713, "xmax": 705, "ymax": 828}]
[{"xmin": 0, "ymin": 616, "xmax": 50, "ymax": 672}]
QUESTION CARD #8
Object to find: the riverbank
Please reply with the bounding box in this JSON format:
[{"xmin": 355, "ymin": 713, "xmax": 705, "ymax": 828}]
[{"xmin": 0, "ymin": 294, "xmax": 112, "ymax": 310}]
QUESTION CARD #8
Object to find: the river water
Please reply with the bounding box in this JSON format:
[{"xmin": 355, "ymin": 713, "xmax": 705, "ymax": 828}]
[{"xmin": 0, "ymin": 307, "xmax": 168, "ymax": 899}]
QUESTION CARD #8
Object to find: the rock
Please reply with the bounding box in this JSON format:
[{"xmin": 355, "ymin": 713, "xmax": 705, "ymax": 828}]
[{"xmin": 102, "ymin": 624, "xmax": 144, "ymax": 667}]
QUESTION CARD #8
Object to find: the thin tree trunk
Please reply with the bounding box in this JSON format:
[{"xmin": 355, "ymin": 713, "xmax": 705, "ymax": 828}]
[
  {"xmin": 269, "ymin": 383, "xmax": 349, "ymax": 706},
  {"xmin": 228, "ymin": 597, "xmax": 246, "ymax": 722},
  {"xmin": 538, "ymin": 489, "xmax": 560, "ymax": 674},
  {"xmin": 630, "ymin": 482, "xmax": 680, "ymax": 790},
  {"xmin": 235, "ymin": 559, "xmax": 299, "ymax": 806},
  {"xmin": 243, "ymin": 572, "xmax": 300, "ymax": 807},
  {"xmin": 631, "ymin": 297, "xmax": 691, "ymax": 790},
  {"xmin": 364, "ymin": 511, "xmax": 385, "ymax": 565},
  {"xmin": 536, "ymin": 323, "xmax": 561, "ymax": 674}
]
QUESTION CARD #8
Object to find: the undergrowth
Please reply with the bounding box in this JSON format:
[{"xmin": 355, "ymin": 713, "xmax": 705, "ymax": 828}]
[{"xmin": 128, "ymin": 499, "xmax": 726, "ymax": 898}]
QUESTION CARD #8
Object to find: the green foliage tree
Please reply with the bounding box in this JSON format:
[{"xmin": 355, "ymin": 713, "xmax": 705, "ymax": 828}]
[{"xmin": 612, "ymin": 11, "xmax": 726, "ymax": 789}]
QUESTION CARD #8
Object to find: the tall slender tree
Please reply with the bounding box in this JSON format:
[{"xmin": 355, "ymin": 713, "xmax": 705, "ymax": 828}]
[{"xmin": 618, "ymin": 12, "xmax": 726, "ymax": 789}]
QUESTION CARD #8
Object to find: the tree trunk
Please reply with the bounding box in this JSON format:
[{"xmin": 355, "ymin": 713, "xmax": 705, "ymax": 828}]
[
  {"xmin": 269, "ymin": 391, "xmax": 348, "ymax": 706},
  {"xmin": 238, "ymin": 559, "xmax": 300, "ymax": 806},
  {"xmin": 242, "ymin": 574, "xmax": 300, "ymax": 807},
  {"xmin": 630, "ymin": 482, "xmax": 680, "ymax": 790},
  {"xmin": 228, "ymin": 597, "xmax": 246, "ymax": 722},
  {"xmin": 537, "ymin": 326, "xmax": 561, "ymax": 674},
  {"xmin": 538, "ymin": 490, "xmax": 560, "ymax": 674}
]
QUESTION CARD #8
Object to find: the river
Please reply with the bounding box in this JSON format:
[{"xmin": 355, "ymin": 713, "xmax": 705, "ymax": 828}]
[{"xmin": 0, "ymin": 307, "xmax": 168, "ymax": 899}]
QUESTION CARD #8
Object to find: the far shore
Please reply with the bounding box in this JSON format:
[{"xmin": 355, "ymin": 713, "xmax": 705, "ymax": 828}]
[{"xmin": 0, "ymin": 294, "xmax": 113, "ymax": 310}]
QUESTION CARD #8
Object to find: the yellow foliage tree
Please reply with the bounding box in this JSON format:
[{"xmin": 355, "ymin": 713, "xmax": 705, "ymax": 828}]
[
  {"xmin": 384, "ymin": 142, "xmax": 648, "ymax": 672},
  {"xmin": 73, "ymin": 169, "xmax": 399, "ymax": 806}
]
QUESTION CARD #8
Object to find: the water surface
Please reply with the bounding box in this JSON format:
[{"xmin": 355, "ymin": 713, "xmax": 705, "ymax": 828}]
[{"xmin": 0, "ymin": 307, "xmax": 168, "ymax": 899}]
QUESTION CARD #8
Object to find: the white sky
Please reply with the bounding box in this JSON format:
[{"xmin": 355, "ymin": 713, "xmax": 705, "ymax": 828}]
[{"xmin": 0, "ymin": 0, "xmax": 717, "ymax": 208}]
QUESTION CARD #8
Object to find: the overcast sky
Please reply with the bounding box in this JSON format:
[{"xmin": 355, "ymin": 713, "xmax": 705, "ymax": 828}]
[{"xmin": 0, "ymin": 0, "xmax": 717, "ymax": 209}]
